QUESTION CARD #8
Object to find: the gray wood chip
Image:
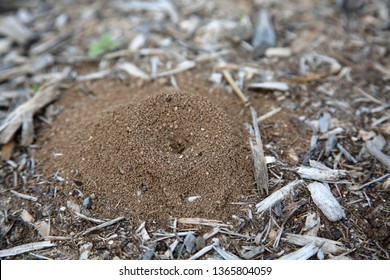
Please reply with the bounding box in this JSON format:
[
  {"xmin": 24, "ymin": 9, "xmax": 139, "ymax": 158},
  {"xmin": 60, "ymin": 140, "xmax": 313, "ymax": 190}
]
[{"xmin": 307, "ymin": 182, "xmax": 345, "ymax": 221}]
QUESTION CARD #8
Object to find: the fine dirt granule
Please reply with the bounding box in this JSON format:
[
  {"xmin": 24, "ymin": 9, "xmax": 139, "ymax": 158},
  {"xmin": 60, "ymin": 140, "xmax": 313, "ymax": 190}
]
[{"xmin": 40, "ymin": 91, "xmax": 254, "ymax": 225}]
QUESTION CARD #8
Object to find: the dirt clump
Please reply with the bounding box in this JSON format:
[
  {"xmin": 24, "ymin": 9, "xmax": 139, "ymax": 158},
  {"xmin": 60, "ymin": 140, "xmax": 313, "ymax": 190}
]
[{"xmin": 41, "ymin": 91, "xmax": 254, "ymax": 225}]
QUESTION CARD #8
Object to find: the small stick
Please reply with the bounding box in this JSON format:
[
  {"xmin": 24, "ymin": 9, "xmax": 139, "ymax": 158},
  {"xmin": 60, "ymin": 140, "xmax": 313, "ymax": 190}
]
[
  {"xmin": 77, "ymin": 70, "xmax": 111, "ymax": 81},
  {"xmin": 154, "ymin": 60, "xmax": 196, "ymax": 78},
  {"xmin": 249, "ymin": 107, "xmax": 269, "ymax": 194},
  {"xmin": 284, "ymin": 233, "xmax": 346, "ymax": 255},
  {"xmin": 10, "ymin": 190, "xmax": 38, "ymax": 202},
  {"xmin": 219, "ymin": 228, "xmax": 254, "ymax": 239},
  {"xmin": 194, "ymin": 50, "xmax": 230, "ymax": 63},
  {"xmin": 73, "ymin": 211, "xmax": 105, "ymax": 224},
  {"xmin": 0, "ymin": 77, "xmax": 68, "ymax": 144},
  {"xmin": 222, "ymin": 69, "xmax": 249, "ymax": 105},
  {"xmin": 0, "ymin": 241, "xmax": 55, "ymax": 258},
  {"xmin": 45, "ymin": 236, "xmax": 72, "ymax": 241},
  {"xmin": 189, "ymin": 244, "xmax": 214, "ymax": 260},
  {"xmin": 151, "ymin": 232, "xmax": 195, "ymax": 243},
  {"xmin": 80, "ymin": 217, "xmax": 125, "ymax": 236},
  {"xmin": 354, "ymin": 87, "xmax": 384, "ymax": 105},
  {"xmin": 337, "ymin": 143, "xmax": 358, "ymax": 164},
  {"xmin": 319, "ymin": 127, "xmax": 344, "ymax": 140},
  {"xmin": 366, "ymin": 136, "xmax": 390, "ymax": 169},
  {"xmin": 203, "ymin": 227, "xmax": 220, "ymax": 240},
  {"xmin": 213, "ymin": 245, "xmax": 241, "ymax": 260},
  {"xmin": 29, "ymin": 252, "xmax": 52, "ymax": 260},
  {"xmin": 257, "ymin": 107, "xmax": 281, "ymax": 122},
  {"xmin": 371, "ymin": 62, "xmax": 390, "ymax": 78},
  {"xmin": 297, "ymin": 166, "xmax": 348, "ymax": 182},
  {"xmin": 256, "ymin": 180, "xmax": 304, "ymax": 213},
  {"xmin": 349, "ymin": 173, "xmax": 390, "ymax": 191},
  {"xmin": 178, "ymin": 218, "xmax": 229, "ymax": 227},
  {"xmin": 279, "ymin": 241, "xmax": 321, "ymax": 260}
]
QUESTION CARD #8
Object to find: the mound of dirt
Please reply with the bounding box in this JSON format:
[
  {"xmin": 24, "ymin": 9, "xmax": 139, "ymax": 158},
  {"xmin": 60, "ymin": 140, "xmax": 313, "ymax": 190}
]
[{"xmin": 39, "ymin": 91, "xmax": 254, "ymax": 225}]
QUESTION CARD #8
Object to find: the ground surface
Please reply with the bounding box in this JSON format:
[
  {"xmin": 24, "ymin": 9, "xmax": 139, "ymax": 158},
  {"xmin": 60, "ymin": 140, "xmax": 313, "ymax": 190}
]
[{"xmin": 0, "ymin": 0, "xmax": 389, "ymax": 260}]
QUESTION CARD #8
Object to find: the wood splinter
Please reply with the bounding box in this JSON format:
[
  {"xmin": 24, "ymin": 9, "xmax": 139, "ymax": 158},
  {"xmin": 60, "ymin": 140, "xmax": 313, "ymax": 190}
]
[
  {"xmin": 222, "ymin": 69, "xmax": 249, "ymax": 105},
  {"xmin": 248, "ymin": 107, "xmax": 269, "ymax": 195}
]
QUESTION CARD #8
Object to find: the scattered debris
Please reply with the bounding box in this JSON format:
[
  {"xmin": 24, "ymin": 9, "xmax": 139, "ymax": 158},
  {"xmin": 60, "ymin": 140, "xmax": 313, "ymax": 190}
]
[
  {"xmin": 79, "ymin": 243, "xmax": 93, "ymax": 260},
  {"xmin": 183, "ymin": 233, "xmax": 196, "ymax": 254},
  {"xmin": 82, "ymin": 194, "xmax": 94, "ymax": 209},
  {"xmin": 300, "ymin": 53, "xmax": 342, "ymax": 77},
  {"xmin": 0, "ymin": 0, "xmax": 388, "ymax": 261},
  {"xmin": 0, "ymin": 77, "xmax": 68, "ymax": 144},
  {"xmin": 136, "ymin": 222, "xmax": 151, "ymax": 242}
]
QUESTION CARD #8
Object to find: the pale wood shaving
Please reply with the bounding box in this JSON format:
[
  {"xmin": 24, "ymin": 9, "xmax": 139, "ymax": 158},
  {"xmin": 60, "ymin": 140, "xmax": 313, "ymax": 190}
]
[
  {"xmin": 154, "ymin": 60, "xmax": 196, "ymax": 78},
  {"xmin": 222, "ymin": 69, "xmax": 249, "ymax": 104},
  {"xmin": 249, "ymin": 107, "xmax": 269, "ymax": 194},
  {"xmin": 80, "ymin": 216, "xmax": 125, "ymax": 236},
  {"xmin": 0, "ymin": 241, "xmax": 56, "ymax": 258},
  {"xmin": 279, "ymin": 241, "xmax": 320, "ymax": 260},
  {"xmin": 307, "ymin": 182, "xmax": 346, "ymax": 221},
  {"xmin": 0, "ymin": 78, "xmax": 65, "ymax": 144},
  {"xmin": 284, "ymin": 233, "xmax": 346, "ymax": 255},
  {"xmin": 178, "ymin": 218, "xmax": 229, "ymax": 227},
  {"xmin": 10, "ymin": 190, "xmax": 38, "ymax": 202},
  {"xmin": 297, "ymin": 166, "xmax": 348, "ymax": 182},
  {"xmin": 366, "ymin": 135, "xmax": 390, "ymax": 169},
  {"xmin": 256, "ymin": 180, "xmax": 304, "ymax": 213}
]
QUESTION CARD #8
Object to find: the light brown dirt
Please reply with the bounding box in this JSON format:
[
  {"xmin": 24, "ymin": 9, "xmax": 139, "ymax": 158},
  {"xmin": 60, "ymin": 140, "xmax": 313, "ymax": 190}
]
[{"xmin": 36, "ymin": 71, "xmax": 309, "ymax": 227}]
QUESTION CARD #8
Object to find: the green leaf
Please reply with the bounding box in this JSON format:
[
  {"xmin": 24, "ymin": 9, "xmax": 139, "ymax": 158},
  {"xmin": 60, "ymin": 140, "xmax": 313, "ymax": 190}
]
[
  {"xmin": 237, "ymin": 11, "xmax": 246, "ymax": 21},
  {"xmin": 100, "ymin": 33, "xmax": 112, "ymax": 46},
  {"xmin": 31, "ymin": 82, "xmax": 41, "ymax": 93},
  {"xmin": 88, "ymin": 32, "xmax": 120, "ymax": 58},
  {"xmin": 88, "ymin": 42, "xmax": 104, "ymax": 58}
]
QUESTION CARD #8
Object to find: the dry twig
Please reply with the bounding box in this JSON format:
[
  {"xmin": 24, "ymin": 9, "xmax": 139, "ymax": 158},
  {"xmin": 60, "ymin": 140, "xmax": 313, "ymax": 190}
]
[
  {"xmin": 249, "ymin": 107, "xmax": 269, "ymax": 194},
  {"xmin": 80, "ymin": 217, "xmax": 125, "ymax": 236},
  {"xmin": 0, "ymin": 77, "xmax": 66, "ymax": 144},
  {"xmin": 0, "ymin": 241, "xmax": 55, "ymax": 258},
  {"xmin": 222, "ymin": 69, "xmax": 249, "ymax": 105}
]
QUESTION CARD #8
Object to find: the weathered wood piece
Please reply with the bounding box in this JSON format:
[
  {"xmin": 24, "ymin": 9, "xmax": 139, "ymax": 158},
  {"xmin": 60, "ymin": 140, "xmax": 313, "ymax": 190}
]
[
  {"xmin": 307, "ymin": 182, "xmax": 346, "ymax": 221},
  {"xmin": 0, "ymin": 241, "xmax": 55, "ymax": 258},
  {"xmin": 256, "ymin": 180, "xmax": 304, "ymax": 213}
]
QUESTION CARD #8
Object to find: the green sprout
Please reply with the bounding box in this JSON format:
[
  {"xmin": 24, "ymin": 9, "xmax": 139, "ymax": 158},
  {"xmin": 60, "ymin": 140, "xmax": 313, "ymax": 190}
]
[
  {"xmin": 88, "ymin": 32, "xmax": 120, "ymax": 58},
  {"xmin": 237, "ymin": 11, "xmax": 246, "ymax": 21},
  {"xmin": 31, "ymin": 82, "xmax": 41, "ymax": 93}
]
